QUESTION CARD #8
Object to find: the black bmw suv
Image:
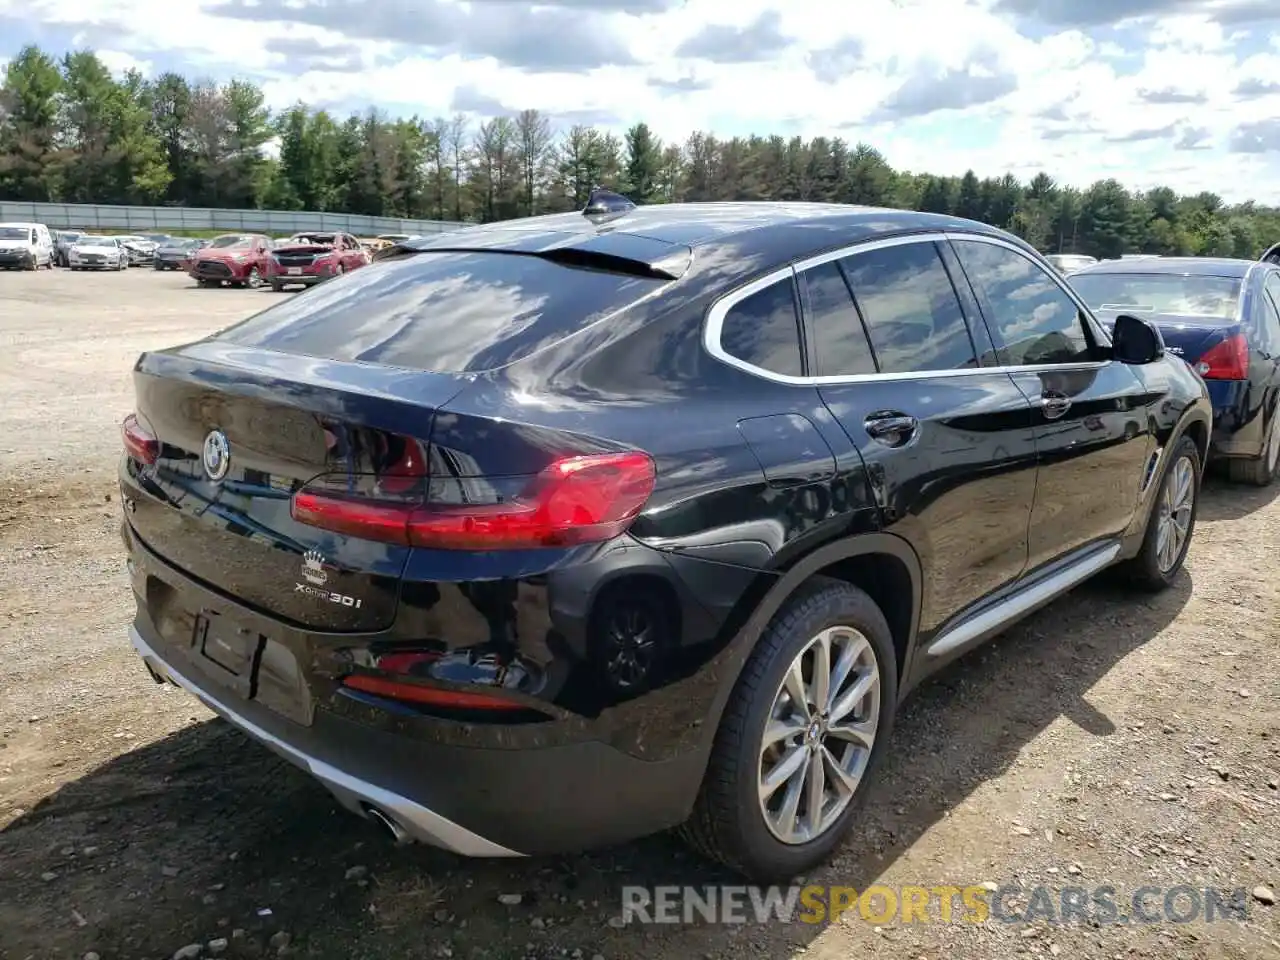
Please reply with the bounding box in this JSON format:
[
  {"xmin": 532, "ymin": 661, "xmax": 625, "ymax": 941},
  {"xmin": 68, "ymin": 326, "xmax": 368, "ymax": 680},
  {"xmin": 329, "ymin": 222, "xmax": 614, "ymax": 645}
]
[{"xmin": 120, "ymin": 198, "xmax": 1211, "ymax": 881}]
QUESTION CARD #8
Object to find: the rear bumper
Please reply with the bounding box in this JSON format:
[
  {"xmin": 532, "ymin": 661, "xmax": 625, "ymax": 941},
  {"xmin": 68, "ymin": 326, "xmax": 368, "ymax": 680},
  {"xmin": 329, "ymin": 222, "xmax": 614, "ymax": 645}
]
[
  {"xmin": 129, "ymin": 624, "xmax": 522, "ymax": 857},
  {"xmin": 1206, "ymin": 379, "xmax": 1264, "ymax": 458},
  {"xmin": 128, "ymin": 607, "xmax": 706, "ymax": 856}
]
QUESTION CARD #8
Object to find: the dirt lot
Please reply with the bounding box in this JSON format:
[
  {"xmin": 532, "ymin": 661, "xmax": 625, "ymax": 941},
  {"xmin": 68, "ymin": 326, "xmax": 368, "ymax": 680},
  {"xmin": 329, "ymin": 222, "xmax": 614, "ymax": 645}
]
[{"xmin": 1, "ymin": 267, "xmax": 1278, "ymax": 960}]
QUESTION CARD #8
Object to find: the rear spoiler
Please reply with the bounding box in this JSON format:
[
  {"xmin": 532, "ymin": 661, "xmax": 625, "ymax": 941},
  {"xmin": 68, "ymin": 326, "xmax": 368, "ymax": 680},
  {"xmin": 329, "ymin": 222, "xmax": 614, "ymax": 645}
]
[{"xmin": 374, "ymin": 223, "xmax": 691, "ymax": 282}]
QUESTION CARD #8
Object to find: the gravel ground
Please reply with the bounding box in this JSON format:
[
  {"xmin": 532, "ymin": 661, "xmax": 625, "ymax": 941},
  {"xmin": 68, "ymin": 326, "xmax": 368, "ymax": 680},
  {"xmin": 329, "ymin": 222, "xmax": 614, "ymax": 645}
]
[{"xmin": 0, "ymin": 268, "xmax": 1277, "ymax": 960}]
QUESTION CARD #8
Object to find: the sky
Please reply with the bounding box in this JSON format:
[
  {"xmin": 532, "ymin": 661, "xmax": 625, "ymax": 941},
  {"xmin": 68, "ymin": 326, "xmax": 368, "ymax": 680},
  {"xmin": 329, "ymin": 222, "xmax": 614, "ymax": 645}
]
[{"xmin": 2, "ymin": 0, "xmax": 1280, "ymax": 203}]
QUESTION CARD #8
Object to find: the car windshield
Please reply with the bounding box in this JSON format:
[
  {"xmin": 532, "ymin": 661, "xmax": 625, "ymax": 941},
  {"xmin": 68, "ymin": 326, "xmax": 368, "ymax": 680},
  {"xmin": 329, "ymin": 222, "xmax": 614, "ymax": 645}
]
[
  {"xmin": 80, "ymin": 236, "xmax": 111, "ymax": 244},
  {"xmin": 0, "ymin": 227, "xmax": 27, "ymax": 240},
  {"xmin": 1070, "ymin": 273, "xmax": 1243, "ymax": 320},
  {"xmin": 289, "ymin": 234, "xmax": 336, "ymax": 245},
  {"xmin": 208, "ymin": 235, "xmax": 254, "ymax": 249}
]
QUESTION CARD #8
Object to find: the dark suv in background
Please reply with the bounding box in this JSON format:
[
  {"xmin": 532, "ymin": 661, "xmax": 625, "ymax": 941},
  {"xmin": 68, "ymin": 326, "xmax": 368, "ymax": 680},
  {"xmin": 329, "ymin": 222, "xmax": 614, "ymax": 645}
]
[{"xmin": 120, "ymin": 199, "xmax": 1211, "ymax": 881}]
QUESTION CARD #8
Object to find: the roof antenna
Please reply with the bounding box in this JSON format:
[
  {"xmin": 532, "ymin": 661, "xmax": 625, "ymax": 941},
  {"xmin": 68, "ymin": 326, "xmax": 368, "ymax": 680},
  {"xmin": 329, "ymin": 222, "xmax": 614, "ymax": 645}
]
[{"xmin": 584, "ymin": 186, "xmax": 636, "ymax": 221}]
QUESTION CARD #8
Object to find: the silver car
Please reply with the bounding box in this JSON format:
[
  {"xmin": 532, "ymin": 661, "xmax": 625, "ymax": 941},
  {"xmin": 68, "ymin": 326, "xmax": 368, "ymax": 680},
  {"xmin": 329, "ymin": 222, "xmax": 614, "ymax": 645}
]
[{"xmin": 68, "ymin": 235, "xmax": 129, "ymax": 271}]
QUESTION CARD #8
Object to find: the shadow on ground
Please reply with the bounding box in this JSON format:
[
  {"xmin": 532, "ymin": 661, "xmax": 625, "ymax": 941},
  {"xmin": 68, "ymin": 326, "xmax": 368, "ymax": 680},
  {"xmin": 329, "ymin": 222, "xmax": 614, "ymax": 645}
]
[
  {"xmin": 0, "ymin": 567, "xmax": 1195, "ymax": 960},
  {"xmin": 1197, "ymin": 470, "xmax": 1280, "ymax": 522}
]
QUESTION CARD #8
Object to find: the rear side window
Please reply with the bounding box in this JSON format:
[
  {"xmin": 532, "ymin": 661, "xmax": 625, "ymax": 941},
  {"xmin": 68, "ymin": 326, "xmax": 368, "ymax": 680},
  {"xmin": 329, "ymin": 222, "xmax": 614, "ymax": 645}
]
[
  {"xmin": 953, "ymin": 239, "xmax": 1093, "ymax": 366},
  {"xmin": 718, "ymin": 277, "xmax": 803, "ymax": 377},
  {"xmin": 839, "ymin": 242, "xmax": 978, "ymax": 373},
  {"xmin": 216, "ymin": 251, "xmax": 666, "ymax": 373},
  {"xmin": 803, "ymin": 261, "xmax": 876, "ymax": 376}
]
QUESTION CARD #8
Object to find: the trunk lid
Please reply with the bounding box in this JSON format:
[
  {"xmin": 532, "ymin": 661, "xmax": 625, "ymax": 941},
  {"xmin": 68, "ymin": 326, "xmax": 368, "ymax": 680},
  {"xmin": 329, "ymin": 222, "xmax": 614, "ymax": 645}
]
[{"xmin": 127, "ymin": 340, "xmax": 471, "ymax": 632}]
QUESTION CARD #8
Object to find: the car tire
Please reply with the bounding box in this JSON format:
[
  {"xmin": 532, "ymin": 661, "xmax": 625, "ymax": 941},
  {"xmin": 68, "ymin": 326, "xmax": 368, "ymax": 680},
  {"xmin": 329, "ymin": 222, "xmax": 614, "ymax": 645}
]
[
  {"xmin": 679, "ymin": 578, "xmax": 897, "ymax": 882},
  {"xmin": 1120, "ymin": 434, "xmax": 1201, "ymax": 591},
  {"xmin": 270, "ymin": 281, "xmax": 284, "ymax": 292},
  {"xmin": 1226, "ymin": 409, "xmax": 1280, "ymax": 487},
  {"xmin": 245, "ymin": 267, "xmax": 262, "ymax": 289}
]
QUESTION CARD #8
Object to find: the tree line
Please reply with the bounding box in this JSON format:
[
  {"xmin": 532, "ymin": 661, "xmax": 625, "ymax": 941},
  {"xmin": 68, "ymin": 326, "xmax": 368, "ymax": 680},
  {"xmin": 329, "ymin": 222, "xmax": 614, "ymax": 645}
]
[{"xmin": 2, "ymin": 44, "xmax": 1278, "ymax": 259}]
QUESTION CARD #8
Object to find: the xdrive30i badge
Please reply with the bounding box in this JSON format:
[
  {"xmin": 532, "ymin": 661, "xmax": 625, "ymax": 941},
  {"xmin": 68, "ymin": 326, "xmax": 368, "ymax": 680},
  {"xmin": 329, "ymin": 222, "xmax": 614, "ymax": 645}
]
[{"xmin": 202, "ymin": 430, "xmax": 230, "ymax": 481}]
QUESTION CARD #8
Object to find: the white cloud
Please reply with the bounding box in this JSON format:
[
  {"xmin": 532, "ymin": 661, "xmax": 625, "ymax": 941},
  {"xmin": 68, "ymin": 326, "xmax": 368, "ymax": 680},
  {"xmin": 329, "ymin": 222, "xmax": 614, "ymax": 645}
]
[{"xmin": 1, "ymin": 0, "xmax": 1279, "ymax": 201}]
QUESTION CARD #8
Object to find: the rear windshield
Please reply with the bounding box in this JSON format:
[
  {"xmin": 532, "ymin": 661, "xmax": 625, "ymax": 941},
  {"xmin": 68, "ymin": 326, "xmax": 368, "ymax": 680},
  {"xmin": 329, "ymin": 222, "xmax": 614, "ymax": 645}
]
[
  {"xmin": 215, "ymin": 250, "xmax": 666, "ymax": 373},
  {"xmin": 1070, "ymin": 273, "xmax": 1243, "ymax": 319}
]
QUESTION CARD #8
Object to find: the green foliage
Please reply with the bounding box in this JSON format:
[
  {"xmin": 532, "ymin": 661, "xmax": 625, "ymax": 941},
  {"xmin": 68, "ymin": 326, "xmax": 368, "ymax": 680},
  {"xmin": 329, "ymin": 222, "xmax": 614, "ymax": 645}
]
[{"xmin": 2, "ymin": 44, "xmax": 1280, "ymax": 256}]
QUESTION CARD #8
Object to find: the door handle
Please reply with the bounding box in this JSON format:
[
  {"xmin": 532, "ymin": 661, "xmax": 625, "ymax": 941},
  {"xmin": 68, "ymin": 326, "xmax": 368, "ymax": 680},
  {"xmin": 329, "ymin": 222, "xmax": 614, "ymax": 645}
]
[
  {"xmin": 864, "ymin": 412, "xmax": 918, "ymax": 447},
  {"xmin": 1040, "ymin": 393, "xmax": 1072, "ymax": 420}
]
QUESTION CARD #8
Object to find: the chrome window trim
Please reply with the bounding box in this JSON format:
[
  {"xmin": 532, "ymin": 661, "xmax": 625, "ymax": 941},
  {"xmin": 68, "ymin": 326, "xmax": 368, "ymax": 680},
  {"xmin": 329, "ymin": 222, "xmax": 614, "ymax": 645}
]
[{"xmin": 703, "ymin": 230, "xmax": 1113, "ymax": 387}]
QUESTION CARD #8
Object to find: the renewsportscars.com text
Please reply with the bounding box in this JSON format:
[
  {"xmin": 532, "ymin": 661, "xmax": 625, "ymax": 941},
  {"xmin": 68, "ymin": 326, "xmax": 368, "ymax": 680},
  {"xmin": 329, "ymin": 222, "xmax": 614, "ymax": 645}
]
[{"xmin": 619, "ymin": 884, "xmax": 1253, "ymax": 926}]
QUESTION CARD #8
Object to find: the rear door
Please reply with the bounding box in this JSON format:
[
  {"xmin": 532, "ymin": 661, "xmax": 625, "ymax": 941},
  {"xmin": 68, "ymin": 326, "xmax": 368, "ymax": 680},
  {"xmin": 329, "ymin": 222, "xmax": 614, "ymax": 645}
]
[
  {"xmin": 801, "ymin": 235, "xmax": 1039, "ymax": 638},
  {"xmin": 949, "ymin": 236, "xmax": 1158, "ymax": 569}
]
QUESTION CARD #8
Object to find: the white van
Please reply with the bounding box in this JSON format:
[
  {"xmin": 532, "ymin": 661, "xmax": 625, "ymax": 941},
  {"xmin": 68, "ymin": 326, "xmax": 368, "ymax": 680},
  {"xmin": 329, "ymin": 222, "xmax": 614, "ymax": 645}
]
[{"xmin": 0, "ymin": 222, "xmax": 55, "ymax": 270}]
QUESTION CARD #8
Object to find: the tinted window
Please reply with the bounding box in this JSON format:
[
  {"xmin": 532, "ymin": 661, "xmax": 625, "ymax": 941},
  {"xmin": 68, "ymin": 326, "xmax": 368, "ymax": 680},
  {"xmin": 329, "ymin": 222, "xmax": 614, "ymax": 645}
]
[
  {"xmin": 954, "ymin": 240, "xmax": 1093, "ymax": 366},
  {"xmin": 218, "ymin": 251, "xmax": 667, "ymax": 374},
  {"xmin": 718, "ymin": 278, "xmax": 803, "ymax": 377},
  {"xmin": 1069, "ymin": 272, "xmax": 1242, "ymax": 321},
  {"xmin": 839, "ymin": 242, "xmax": 977, "ymax": 373},
  {"xmin": 804, "ymin": 261, "xmax": 876, "ymax": 376}
]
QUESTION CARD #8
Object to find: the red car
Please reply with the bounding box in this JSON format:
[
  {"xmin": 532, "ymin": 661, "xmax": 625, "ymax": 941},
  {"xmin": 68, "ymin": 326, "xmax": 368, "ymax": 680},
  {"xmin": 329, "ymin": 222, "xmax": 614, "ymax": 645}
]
[
  {"xmin": 188, "ymin": 234, "xmax": 274, "ymax": 288},
  {"xmin": 266, "ymin": 231, "xmax": 370, "ymax": 291}
]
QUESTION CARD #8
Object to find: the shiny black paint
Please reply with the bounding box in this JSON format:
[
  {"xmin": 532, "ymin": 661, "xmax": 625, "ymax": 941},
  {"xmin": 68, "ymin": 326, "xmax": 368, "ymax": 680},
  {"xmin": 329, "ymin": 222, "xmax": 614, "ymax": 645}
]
[{"xmin": 123, "ymin": 203, "xmax": 1213, "ymax": 853}]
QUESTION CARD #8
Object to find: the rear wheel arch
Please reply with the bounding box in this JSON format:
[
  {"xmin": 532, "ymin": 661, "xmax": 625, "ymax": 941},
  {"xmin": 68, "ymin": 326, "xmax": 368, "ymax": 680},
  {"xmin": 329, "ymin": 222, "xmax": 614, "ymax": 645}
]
[
  {"xmin": 1180, "ymin": 411, "xmax": 1210, "ymax": 469},
  {"xmin": 703, "ymin": 533, "xmax": 922, "ymax": 732}
]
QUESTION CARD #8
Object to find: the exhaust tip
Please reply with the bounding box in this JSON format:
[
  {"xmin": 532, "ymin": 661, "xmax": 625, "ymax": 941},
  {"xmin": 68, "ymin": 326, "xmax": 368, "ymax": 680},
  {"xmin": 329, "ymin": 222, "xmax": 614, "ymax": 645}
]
[{"xmin": 362, "ymin": 804, "xmax": 412, "ymax": 845}]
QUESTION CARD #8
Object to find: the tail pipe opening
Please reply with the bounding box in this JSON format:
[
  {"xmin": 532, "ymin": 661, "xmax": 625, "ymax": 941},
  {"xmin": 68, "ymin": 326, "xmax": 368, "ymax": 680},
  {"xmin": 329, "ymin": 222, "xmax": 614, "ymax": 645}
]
[{"xmin": 362, "ymin": 803, "xmax": 412, "ymax": 845}]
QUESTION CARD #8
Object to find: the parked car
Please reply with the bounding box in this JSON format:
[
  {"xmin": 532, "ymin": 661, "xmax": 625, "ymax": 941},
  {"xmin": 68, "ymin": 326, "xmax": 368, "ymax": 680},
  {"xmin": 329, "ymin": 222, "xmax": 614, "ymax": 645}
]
[
  {"xmin": 67, "ymin": 235, "xmax": 128, "ymax": 271},
  {"xmin": 53, "ymin": 229, "xmax": 86, "ymax": 267},
  {"xmin": 1045, "ymin": 253, "xmax": 1097, "ymax": 275},
  {"xmin": 154, "ymin": 238, "xmax": 206, "ymax": 271},
  {"xmin": 188, "ymin": 234, "xmax": 274, "ymax": 288},
  {"xmin": 266, "ymin": 231, "xmax": 371, "ymax": 291},
  {"xmin": 1070, "ymin": 256, "xmax": 1280, "ymax": 485},
  {"xmin": 0, "ymin": 221, "xmax": 55, "ymax": 270},
  {"xmin": 112, "ymin": 234, "xmax": 158, "ymax": 266},
  {"xmin": 375, "ymin": 233, "xmax": 415, "ymax": 244},
  {"xmin": 357, "ymin": 237, "xmax": 392, "ymax": 255},
  {"xmin": 120, "ymin": 199, "xmax": 1211, "ymax": 882}
]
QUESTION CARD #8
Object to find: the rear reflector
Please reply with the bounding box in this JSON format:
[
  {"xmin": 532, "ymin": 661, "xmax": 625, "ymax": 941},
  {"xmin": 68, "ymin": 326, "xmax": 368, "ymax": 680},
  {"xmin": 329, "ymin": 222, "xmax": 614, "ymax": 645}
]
[
  {"xmin": 342, "ymin": 674, "xmax": 528, "ymax": 711},
  {"xmin": 292, "ymin": 450, "xmax": 655, "ymax": 550},
  {"xmin": 122, "ymin": 413, "xmax": 159, "ymax": 464},
  {"xmin": 1196, "ymin": 334, "xmax": 1249, "ymax": 379}
]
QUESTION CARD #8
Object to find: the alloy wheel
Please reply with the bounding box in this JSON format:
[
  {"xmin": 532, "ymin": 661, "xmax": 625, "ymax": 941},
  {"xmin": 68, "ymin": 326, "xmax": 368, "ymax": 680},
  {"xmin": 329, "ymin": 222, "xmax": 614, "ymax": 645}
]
[
  {"xmin": 1155, "ymin": 455, "xmax": 1195, "ymax": 573},
  {"xmin": 758, "ymin": 625, "xmax": 881, "ymax": 845}
]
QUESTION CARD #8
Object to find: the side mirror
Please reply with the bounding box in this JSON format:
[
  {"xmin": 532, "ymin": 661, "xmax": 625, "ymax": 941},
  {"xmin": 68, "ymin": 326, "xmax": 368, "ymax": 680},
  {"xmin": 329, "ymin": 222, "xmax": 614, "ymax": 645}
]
[{"xmin": 1112, "ymin": 313, "xmax": 1165, "ymax": 365}]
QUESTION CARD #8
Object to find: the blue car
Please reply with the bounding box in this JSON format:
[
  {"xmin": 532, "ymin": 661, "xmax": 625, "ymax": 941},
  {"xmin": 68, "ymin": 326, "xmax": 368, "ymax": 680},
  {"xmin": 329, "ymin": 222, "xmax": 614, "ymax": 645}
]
[{"xmin": 1070, "ymin": 256, "xmax": 1280, "ymax": 486}]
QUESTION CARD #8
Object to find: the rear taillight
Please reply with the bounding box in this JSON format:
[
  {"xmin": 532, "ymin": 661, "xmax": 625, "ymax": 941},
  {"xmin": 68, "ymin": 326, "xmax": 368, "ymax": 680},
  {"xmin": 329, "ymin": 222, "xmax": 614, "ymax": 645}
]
[
  {"xmin": 292, "ymin": 450, "xmax": 655, "ymax": 550},
  {"xmin": 122, "ymin": 413, "xmax": 158, "ymax": 464},
  {"xmin": 1196, "ymin": 334, "xmax": 1249, "ymax": 379}
]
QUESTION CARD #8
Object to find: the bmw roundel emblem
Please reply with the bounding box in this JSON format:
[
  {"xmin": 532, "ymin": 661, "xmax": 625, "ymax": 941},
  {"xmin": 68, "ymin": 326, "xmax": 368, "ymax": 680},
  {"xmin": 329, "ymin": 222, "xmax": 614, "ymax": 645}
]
[{"xmin": 202, "ymin": 430, "xmax": 231, "ymax": 481}]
